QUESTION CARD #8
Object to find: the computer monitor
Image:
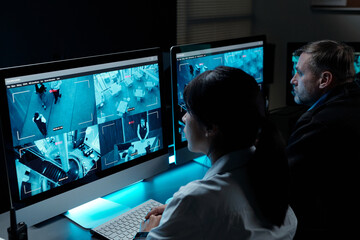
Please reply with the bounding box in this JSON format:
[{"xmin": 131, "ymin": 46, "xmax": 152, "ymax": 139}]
[
  {"xmin": 286, "ymin": 42, "xmax": 360, "ymax": 106},
  {"xmin": 0, "ymin": 47, "xmax": 169, "ymax": 226},
  {"xmin": 170, "ymin": 36, "xmax": 266, "ymax": 165}
]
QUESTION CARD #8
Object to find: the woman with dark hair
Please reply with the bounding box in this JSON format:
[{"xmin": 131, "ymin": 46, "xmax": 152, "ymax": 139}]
[{"xmin": 136, "ymin": 66, "xmax": 297, "ymax": 239}]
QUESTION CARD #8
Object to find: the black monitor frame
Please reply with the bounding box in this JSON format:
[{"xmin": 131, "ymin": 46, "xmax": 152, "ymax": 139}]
[
  {"xmin": 170, "ymin": 35, "xmax": 266, "ymax": 165},
  {"xmin": 0, "ymin": 47, "xmax": 169, "ymax": 226}
]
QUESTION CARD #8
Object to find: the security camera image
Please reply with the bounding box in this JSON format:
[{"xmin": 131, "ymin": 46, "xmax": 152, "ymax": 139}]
[
  {"xmin": 6, "ymin": 77, "xmax": 97, "ymax": 147},
  {"xmin": 94, "ymin": 64, "xmax": 161, "ymax": 124},
  {"xmin": 99, "ymin": 108, "xmax": 163, "ymax": 170},
  {"xmin": 176, "ymin": 46, "xmax": 264, "ymax": 141},
  {"xmin": 291, "ymin": 55, "xmax": 300, "ymax": 77},
  {"xmin": 5, "ymin": 57, "xmax": 165, "ymax": 201},
  {"xmin": 15, "ymin": 125, "xmax": 100, "ymax": 200},
  {"xmin": 354, "ymin": 52, "xmax": 360, "ymax": 81}
]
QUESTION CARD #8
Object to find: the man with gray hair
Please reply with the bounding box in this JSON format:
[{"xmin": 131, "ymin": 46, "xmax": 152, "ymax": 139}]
[{"xmin": 287, "ymin": 40, "xmax": 360, "ymax": 239}]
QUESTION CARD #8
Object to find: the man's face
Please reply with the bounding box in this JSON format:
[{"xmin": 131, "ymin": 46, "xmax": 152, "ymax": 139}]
[{"xmin": 290, "ymin": 53, "xmax": 322, "ymax": 106}]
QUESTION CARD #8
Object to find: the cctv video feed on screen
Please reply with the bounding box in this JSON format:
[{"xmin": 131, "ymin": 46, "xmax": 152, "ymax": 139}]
[
  {"xmin": 4, "ymin": 55, "xmax": 164, "ymax": 200},
  {"xmin": 175, "ymin": 40, "xmax": 264, "ymax": 142}
]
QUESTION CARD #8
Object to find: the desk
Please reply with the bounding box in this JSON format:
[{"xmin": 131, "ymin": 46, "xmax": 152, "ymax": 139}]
[
  {"xmin": 0, "ymin": 160, "xmax": 209, "ymax": 240},
  {"xmin": 131, "ymin": 137, "xmax": 157, "ymax": 156},
  {"xmin": 123, "ymin": 78, "xmax": 133, "ymax": 88},
  {"xmin": 144, "ymin": 81, "xmax": 156, "ymax": 91},
  {"xmin": 117, "ymin": 101, "xmax": 128, "ymax": 117},
  {"xmin": 110, "ymin": 84, "xmax": 122, "ymax": 96},
  {"xmin": 133, "ymin": 89, "xmax": 145, "ymax": 101}
]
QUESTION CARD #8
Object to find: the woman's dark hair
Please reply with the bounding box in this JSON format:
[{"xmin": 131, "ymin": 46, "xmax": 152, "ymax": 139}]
[{"xmin": 183, "ymin": 66, "xmax": 290, "ymax": 227}]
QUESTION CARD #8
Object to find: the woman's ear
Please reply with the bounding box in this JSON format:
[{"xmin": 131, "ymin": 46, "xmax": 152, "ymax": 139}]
[{"xmin": 205, "ymin": 124, "xmax": 219, "ymax": 137}]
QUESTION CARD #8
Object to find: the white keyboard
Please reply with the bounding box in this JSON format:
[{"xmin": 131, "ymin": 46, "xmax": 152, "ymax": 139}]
[{"xmin": 91, "ymin": 199, "xmax": 163, "ymax": 240}]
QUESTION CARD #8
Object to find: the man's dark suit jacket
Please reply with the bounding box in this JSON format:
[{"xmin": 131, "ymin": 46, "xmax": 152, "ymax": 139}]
[{"xmin": 286, "ymin": 81, "xmax": 360, "ymax": 239}]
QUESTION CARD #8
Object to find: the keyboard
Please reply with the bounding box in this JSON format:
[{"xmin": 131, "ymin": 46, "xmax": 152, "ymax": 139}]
[{"xmin": 91, "ymin": 199, "xmax": 163, "ymax": 240}]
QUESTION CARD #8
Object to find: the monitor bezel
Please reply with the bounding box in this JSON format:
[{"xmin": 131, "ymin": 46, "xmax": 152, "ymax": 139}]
[
  {"xmin": 170, "ymin": 35, "xmax": 266, "ymax": 164},
  {"xmin": 0, "ymin": 47, "xmax": 169, "ymax": 225}
]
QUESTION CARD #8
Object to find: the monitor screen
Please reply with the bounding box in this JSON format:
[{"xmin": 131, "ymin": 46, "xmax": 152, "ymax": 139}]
[
  {"xmin": 0, "ymin": 48, "xmax": 169, "ymax": 225},
  {"xmin": 355, "ymin": 52, "xmax": 360, "ymax": 80},
  {"xmin": 170, "ymin": 36, "xmax": 266, "ymax": 164}
]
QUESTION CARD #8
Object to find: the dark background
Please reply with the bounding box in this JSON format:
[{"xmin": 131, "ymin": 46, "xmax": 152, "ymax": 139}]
[
  {"xmin": 0, "ymin": 1, "xmax": 176, "ymax": 67},
  {"xmin": 0, "ymin": 0, "xmax": 176, "ymax": 214}
]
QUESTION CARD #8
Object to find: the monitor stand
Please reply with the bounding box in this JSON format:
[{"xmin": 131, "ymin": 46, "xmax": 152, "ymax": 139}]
[{"xmin": 64, "ymin": 198, "xmax": 130, "ymax": 229}]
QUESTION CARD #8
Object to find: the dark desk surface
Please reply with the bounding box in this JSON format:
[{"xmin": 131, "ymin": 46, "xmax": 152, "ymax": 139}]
[{"xmin": 0, "ymin": 160, "xmax": 208, "ymax": 240}]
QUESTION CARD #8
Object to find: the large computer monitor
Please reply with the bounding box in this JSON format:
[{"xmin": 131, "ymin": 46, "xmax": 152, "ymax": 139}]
[
  {"xmin": 0, "ymin": 48, "xmax": 169, "ymax": 226},
  {"xmin": 170, "ymin": 36, "xmax": 266, "ymax": 165}
]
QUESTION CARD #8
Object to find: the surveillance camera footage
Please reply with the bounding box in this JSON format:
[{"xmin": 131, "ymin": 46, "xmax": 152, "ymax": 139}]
[
  {"xmin": 5, "ymin": 57, "xmax": 164, "ymax": 200},
  {"xmin": 176, "ymin": 45, "xmax": 264, "ymax": 142}
]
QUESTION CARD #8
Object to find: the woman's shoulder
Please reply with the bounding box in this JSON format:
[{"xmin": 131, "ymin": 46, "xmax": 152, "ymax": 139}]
[
  {"xmin": 173, "ymin": 173, "xmax": 247, "ymax": 207},
  {"xmin": 172, "ymin": 178, "xmax": 219, "ymax": 204}
]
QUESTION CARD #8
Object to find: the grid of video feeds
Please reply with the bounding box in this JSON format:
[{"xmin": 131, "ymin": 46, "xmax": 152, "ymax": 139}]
[
  {"xmin": 176, "ymin": 46, "xmax": 264, "ymax": 141},
  {"xmin": 6, "ymin": 62, "xmax": 163, "ymax": 200}
]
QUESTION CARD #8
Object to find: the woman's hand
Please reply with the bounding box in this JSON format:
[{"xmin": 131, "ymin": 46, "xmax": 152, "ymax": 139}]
[
  {"xmin": 140, "ymin": 214, "xmax": 162, "ymax": 232},
  {"xmin": 144, "ymin": 204, "xmax": 167, "ymax": 219},
  {"xmin": 140, "ymin": 204, "xmax": 167, "ymax": 232}
]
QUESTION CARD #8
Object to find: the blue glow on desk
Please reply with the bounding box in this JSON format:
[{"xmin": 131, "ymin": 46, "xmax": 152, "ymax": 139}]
[
  {"xmin": 103, "ymin": 179, "xmax": 149, "ymax": 207},
  {"xmin": 104, "ymin": 160, "xmax": 209, "ymax": 207},
  {"xmin": 65, "ymin": 198, "xmax": 130, "ymax": 229},
  {"xmin": 65, "ymin": 160, "xmax": 209, "ymax": 229}
]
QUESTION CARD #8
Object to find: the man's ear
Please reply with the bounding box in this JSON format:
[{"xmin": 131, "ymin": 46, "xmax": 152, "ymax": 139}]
[{"xmin": 319, "ymin": 71, "xmax": 333, "ymax": 89}]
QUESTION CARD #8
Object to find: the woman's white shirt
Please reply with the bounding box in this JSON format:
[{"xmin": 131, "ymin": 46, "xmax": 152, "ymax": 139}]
[{"xmin": 147, "ymin": 149, "xmax": 297, "ymax": 240}]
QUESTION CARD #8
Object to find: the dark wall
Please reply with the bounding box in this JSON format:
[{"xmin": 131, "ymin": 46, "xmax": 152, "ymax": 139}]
[
  {"xmin": 0, "ymin": 0, "xmax": 176, "ymax": 214},
  {"xmin": 0, "ymin": 118, "xmax": 11, "ymax": 214},
  {"xmin": 0, "ymin": 1, "xmax": 176, "ymax": 68},
  {"xmin": 253, "ymin": 0, "xmax": 360, "ymax": 109}
]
